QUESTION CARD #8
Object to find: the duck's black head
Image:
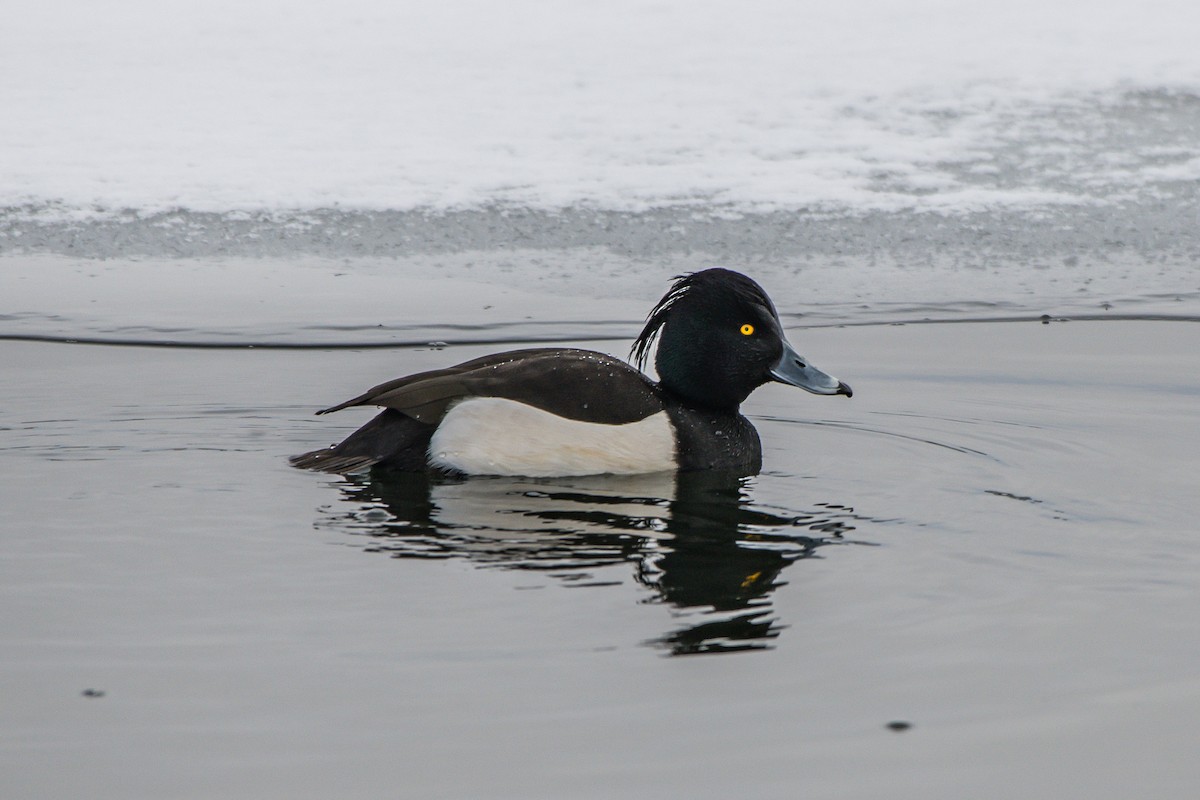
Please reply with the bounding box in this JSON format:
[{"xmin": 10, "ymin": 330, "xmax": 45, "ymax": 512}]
[{"xmin": 631, "ymin": 268, "xmax": 852, "ymax": 411}]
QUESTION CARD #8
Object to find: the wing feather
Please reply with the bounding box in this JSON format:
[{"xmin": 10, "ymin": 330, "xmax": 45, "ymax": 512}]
[{"xmin": 314, "ymin": 348, "xmax": 663, "ymax": 425}]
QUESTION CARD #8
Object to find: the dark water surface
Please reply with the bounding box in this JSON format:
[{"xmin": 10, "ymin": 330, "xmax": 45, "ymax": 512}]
[{"xmin": 3, "ymin": 312, "xmax": 1199, "ymax": 798}]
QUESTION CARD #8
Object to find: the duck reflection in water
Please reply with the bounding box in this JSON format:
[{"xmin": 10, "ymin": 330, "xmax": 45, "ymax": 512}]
[{"xmin": 322, "ymin": 469, "xmax": 867, "ymax": 655}]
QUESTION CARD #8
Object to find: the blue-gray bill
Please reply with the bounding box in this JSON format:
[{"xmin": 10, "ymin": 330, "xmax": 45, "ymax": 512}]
[{"xmin": 770, "ymin": 340, "xmax": 853, "ymax": 397}]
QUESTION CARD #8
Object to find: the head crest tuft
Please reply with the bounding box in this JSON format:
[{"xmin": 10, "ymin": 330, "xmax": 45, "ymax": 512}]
[{"xmin": 630, "ymin": 269, "xmax": 774, "ymax": 370}]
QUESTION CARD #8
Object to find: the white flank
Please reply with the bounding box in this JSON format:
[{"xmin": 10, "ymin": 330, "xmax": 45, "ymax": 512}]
[{"xmin": 429, "ymin": 398, "xmax": 676, "ymax": 477}]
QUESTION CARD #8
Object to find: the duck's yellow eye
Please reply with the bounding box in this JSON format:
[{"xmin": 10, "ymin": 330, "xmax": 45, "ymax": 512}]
[{"xmin": 740, "ymin": 323, "xmax": 755, "ymax": 336}]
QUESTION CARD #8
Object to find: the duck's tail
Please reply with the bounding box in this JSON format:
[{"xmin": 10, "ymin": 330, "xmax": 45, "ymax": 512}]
[
  {"xmin": 289, "ymin": 409, "xmax": 434, "ymax": 474},
  {"xmin": 288, "ymin": 448, "xmax": 383, "ymax": 474}
]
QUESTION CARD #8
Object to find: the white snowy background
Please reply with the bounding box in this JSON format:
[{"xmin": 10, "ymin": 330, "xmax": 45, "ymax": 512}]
[{"xmin": 3, "ymin": 0, "xmax": 1200, "ymax": 218}]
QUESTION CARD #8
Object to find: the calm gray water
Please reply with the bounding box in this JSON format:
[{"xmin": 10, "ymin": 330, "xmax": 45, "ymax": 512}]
[{"xmin": 3, "ymin": 257, "xmax": 1199, "ymax": 798}]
